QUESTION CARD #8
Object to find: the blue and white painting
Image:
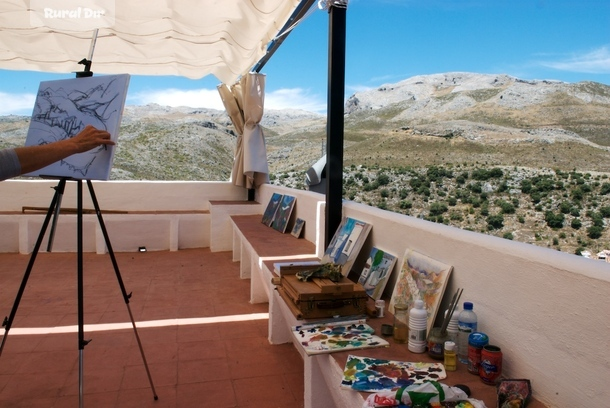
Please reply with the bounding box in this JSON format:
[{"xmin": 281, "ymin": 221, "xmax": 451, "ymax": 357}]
[
  {"xmin": 24, "ymin": 74, "xmax": 130, "ymax": 180},
  {"xmin": 321, "ymin": 217, "xmax": 372, "ymax": 276}
]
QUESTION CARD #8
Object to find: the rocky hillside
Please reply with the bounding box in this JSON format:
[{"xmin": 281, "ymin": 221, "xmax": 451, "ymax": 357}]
[{"xmin": 2, "ymin": 72, "xmax": 610, "ymax": 257}]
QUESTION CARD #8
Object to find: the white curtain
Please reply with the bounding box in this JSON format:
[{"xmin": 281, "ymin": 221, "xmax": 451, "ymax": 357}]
[{"xmin": 218, "ymin": 72, "xmax": 269, "ymax": 188}]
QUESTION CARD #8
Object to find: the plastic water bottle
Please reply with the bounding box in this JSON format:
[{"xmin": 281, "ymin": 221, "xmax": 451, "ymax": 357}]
[
  {"xmin": 408, "ymin": 299, "xmax": 427, "ymax": 353},
  {"xmin": 457, "ymin": 302, "xmax": 477, "ymax": 364}
]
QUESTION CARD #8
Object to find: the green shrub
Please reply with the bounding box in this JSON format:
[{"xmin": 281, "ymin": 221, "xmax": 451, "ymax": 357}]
[
  {"xmin": 429, "ymin": 202, "xmax": 449, "ymax": 217},
  {"xmin": 600, "ymin": 206, "xmax": 610, "ymax": 218},
  {"xmin": 486, "ymin": 214, "xmax": 504, "ymax": 230},
  {"xmin": 498, "ymin": 200, "xmax": 516, "ymax": 214},
  {"xmin": 377, "ymin": 173, "xmax": 390, "ymax": 186},
  {"xmin": 545, "ymin": 211, "xmax": 565, "ymax": 229},
  {"xmin": 521, "ymin": 179, "xmax": 532, "ymax": 194},
  {"xmin": 587, "ymin": 225, "xmax": 603, "ymax": 239}
]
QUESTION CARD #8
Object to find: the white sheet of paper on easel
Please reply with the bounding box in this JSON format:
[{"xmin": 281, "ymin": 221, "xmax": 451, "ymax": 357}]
[{"xmin": 24, "ymin": 74, "xmax": 130, "ymax": 180}]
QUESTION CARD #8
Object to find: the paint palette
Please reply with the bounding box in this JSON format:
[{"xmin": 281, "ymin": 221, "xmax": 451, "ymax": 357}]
[
  {"xmin": 341, "ymin": 355, "xmax": 446, "ymax": 392},
  {"xmin": 291, "ymin": 319, "xmax": 389, "ymax": 356}
]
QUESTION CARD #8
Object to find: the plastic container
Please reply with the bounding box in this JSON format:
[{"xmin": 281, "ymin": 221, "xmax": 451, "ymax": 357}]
[
  {"xmin": 467, "ymin": 332, "xmax": 489, "ymax": 374},
  {"xmin": 444, "ymin": 341, "xmax": 457, "ymax": 371},
  {"xmin": 393, "ymin": 303, "xmax": 409, "ymax": 343},
  {"xmin": 408, "ymin": 299, "xmax": 427, "ymax": 353},
  {"xmin": 445, "ymin": 308, "xmax": 460, "ymax": 344},
  {"xmin": 457, "ymin": 302, "xmax": 477, "ymax": 364}
]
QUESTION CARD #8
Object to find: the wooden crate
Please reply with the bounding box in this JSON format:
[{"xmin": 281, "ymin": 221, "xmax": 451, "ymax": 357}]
[{"xmin": 275, "ymin": 264, "xmax": 368, "ymax": 320}]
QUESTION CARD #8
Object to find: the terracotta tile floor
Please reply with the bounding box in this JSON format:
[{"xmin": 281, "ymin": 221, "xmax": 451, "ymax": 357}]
[{"xmin": 0, "ymin": 249, "xmax": 304, "ymax": 408}]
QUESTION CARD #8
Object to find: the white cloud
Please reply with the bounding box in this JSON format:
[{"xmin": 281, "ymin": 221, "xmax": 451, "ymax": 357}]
[
  {"xmin": 0, "ymin": 92, "xmax": 36, "ymax": 116},
  {"xmin": 346, "ymin": 84, "xmax": 375, "ymax": 95},
  {"xmin": 265, "ymin": 88, "xmax": 326, "ymax": 112},
  {"xmin": 541, "ymin": 46, "xmax": 610, "ymax": 74},
  {"xmin": 129, "ymin": 87, "xmax": 326, "ymax": 113},
  {"xmin": 128, "ymin": 88, "xmax": 226, "ymax": 110}
]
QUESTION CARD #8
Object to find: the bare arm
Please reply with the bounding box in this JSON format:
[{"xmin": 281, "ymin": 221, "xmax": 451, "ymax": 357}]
[{"xmin": 14, "ymin": 125, "xmax": 114, "ymax": 175}]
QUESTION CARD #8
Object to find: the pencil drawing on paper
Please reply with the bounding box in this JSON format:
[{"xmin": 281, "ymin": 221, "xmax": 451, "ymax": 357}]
[{"xmin": 24, "ymin": 74, "xmax": 130, "ymax": 180}]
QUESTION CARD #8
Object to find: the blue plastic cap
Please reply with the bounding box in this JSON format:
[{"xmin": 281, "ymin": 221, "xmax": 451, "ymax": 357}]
[
  {"xmin": 463, "ymin": 301, "xmax": 473, "ymax": 310},
  {"xmin": 468, "ymin": 332, "xmax": 489, "ymax": 347}
]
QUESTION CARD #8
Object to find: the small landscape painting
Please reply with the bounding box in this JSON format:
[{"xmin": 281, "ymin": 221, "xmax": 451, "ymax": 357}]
[
  {"xmin": 389, "ymin": 249, "xmax": 453, "ymax": 335},
  {"xmin": 321, "ymin": 217, "xmax": 372, "ymax": 276},
  {"xmin": 291, "ymin": 218, "xmax": 305, "ymax": 238},
  {"xmin": 261, "ymin": 192, "xmax": 282, "ymax": 227},
  {"xmin": 271, "ymin": 194, "xmax": 296, "ymax": 233},
  {"xmin": 358, "ymin": 247, "xmax": 397, "ymax": 300}
]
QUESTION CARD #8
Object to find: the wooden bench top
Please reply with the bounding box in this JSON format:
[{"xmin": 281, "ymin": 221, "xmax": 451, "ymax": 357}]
[{"xmin": 230, "ymin": 214, "xmax": 316, "ymax": 257}]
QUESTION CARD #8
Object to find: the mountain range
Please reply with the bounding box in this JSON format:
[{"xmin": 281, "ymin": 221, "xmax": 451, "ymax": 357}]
[
  {"xmin": 2, "ymin": 71, "xmax": 609, "ymax": 179},
  {"xmin": 3, "ymin": 72, "xmax": 610, "ymax": 256}
]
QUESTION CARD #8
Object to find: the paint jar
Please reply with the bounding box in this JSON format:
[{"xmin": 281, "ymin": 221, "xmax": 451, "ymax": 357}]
[
  {"xmin": 427, "ymin": 327, "xmax": 448, "ymax": 360},
  {"xmin": 375, "ymin": 299, "xmax": 385, "ymax": 318},
  {"xmin": 467, "ymin": 332, "xmax": 489, "ymax": 375},
  {"xmin": 393, "ymin": 303, "xmax": 409, "ymax": 343},
  {"xmin": 479, "ymin": 345, "xmax": 502, "ymax": 385},
  {"xmin": 444, "ymin": 341, "xmax": 457, "ymax": 371}
]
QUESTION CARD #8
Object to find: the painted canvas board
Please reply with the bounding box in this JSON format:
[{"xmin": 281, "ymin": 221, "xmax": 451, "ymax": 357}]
[
  {"xmin": 272, "ymin": 194, "xmax": 296, "ymax": 233},
  {"xmin": 291, "ymin": 218, "xmax": 305, "ymax": 238},
  {"xmin": 341, "ymin": 355, "xmax": 446, "ymax": 392},
  {"xmin": 292, "ymin": 319, "xmax": 389, "ymax": 356},
  {"xmin": 321, "ymin": 217, "xmax": 372, "ymax": 276},
  {"xmin": 261, "ymin": 193, "xmax": 282, "ymax": 226},
  {"xmin": 358, "ymin": 248, "xmax": 397, "ymax": 300},
  {"xmin": 24, "ymin": 74, "xmax": 130, "ymax": 180},
  {"xmin": 389, "ymin": 249, "xmax": 453, "ymax": 335}
]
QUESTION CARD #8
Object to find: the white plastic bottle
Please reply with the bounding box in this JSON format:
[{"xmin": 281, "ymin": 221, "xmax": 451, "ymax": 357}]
[
  {"xmin": 457, "ymin": 301, "xmax": 477, "ymax": 364},
  {"xmin": 445, "ymin": 308, "xmax": 460, "ymax": 345},
  {"xmin": 408, "ymin": 299, "xmax": 427, "ymax": 353}
]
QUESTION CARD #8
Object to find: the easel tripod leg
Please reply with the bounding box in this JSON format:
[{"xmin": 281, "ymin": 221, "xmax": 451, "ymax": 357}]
[
  {"xmin": 86, "ymin": 180, "xmax": 158, "ymax": 400},
  {"xmin": 0, "ymin": 178, "xmax": 66, "ymax": 358}
]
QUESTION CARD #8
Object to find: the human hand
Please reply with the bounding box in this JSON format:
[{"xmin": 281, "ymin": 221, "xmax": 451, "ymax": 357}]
[{"xmin": 71, "ymin": 125, "xmax": 115, "ymax": 153}]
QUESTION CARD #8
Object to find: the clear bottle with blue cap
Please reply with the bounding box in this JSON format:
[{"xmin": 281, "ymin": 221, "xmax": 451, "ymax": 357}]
[{"xmin": 457, "ymin": 301, "xmax": 477, "ymax": 364}]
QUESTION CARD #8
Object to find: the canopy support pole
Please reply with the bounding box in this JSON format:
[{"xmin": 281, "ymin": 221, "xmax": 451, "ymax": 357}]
[{"xmin": 325, "ymin": 2, "xmax": 347, "ymax": 247}]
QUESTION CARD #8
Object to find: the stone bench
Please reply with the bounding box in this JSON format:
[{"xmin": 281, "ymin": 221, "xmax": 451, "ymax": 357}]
[{"xmin": 229, "ymin": 214, "xmax": 317, "ymax": 303}]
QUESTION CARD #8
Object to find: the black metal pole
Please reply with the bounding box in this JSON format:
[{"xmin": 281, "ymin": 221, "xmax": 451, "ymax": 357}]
[
  {"xmin": 77, "ymin": 180, "xmax": 89, "ymax": 408},
  {"xmin": 325, "ymin": 2, "xmax": 347, "ymax": 247},
  {"xmin": 46, "ymin": 180, "xmax": 66, "ymax": 251}
]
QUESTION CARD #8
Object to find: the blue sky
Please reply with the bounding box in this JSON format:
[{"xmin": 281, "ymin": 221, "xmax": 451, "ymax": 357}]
[{"xmin": 1, "ymin": 0, "xmax": 609, "ymax": 116}]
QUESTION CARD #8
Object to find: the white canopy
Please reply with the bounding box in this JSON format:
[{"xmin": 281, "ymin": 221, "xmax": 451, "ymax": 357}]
[{"xmin": 0, "ymin": 0, "xmax": 303, "ymax": 84}]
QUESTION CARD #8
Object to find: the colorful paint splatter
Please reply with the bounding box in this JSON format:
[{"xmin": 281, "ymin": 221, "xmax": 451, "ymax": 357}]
[
  {"xmin": 291, "ymin": 319, "xmax": 389, "ymax": 355},
  {"xmin": 341, "ymin": 355, "xmax": 447, "ymax": 392}
]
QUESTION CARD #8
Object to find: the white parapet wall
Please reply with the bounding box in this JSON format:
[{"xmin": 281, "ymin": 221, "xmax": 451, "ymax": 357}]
[{"xmin": 0, "ymin": 179, "xmax": 247, "ymax": 253}]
